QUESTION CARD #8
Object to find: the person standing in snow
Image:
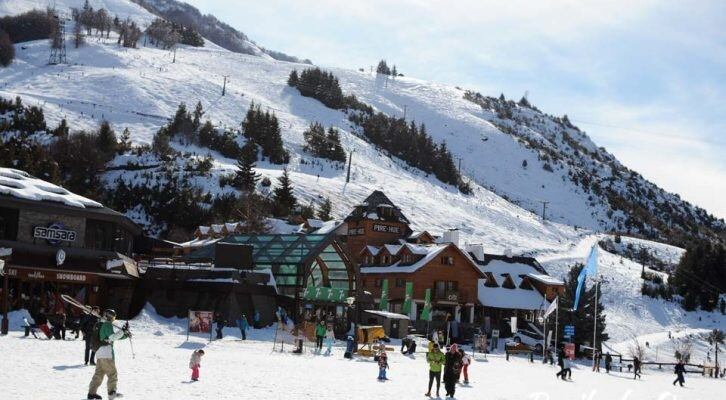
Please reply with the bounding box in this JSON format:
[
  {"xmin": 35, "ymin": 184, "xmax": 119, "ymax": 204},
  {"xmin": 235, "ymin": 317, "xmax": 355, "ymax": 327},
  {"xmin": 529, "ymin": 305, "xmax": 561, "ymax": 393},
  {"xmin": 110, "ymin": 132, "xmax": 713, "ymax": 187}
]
[
  {"xmin": 556, "ymin": 349, "xmax": 570, "ymax": 380},
  {"xmin": 673, "ymin": 360, "xmax": 686, "ymax": 387},
  {"xmin": 460, "ymin": 348, "xmax": 471, "ymax": 384},
  {"xmin": 324, "ymin": 325, "xmax": 335, "ymax": 355},
  {"xmin": 81, "ymin": 306, "xmax": 100, "ymax": 365},
  {"xmin": 425, "ymin": 343, "xmax": 444, "ymax": 397},
  {"xmin": 236, "ymin": 314, "xmax": 249, "ymax": 340},
  {"xmin": 214, "ymin": 313, "xmax": 226, "ymax": 340},
  {"xmin": 633, "ymin": 356, "xmax": 642, "ymax": 379},
  {"xmin": 377, "ymin": 351, "xmax": 389, "ymax": 380},
  {"xmin": 604, "ymin": 352, "xmax": 613, "ymax": 373},
  {"xmin": 593, "ymin": 350, "xmax": 601, "ymax": 372},
  {"xmin": 87, "ymin": 309, "xmax": 130, "ymax": 400},
  {"xmin": 189, "ymin": 349, "xmax": 205, "ymax": 381},
  {"xmin": 315, "ymin": 320, "xmax": 326, "ymax": 351},
  {"xmin": 253, "ymin": 310, "xmax": 261, "ymax": 329},
  {"xmin": 443, "ymin": 343, "xmax": 462, "ymax": 398}
]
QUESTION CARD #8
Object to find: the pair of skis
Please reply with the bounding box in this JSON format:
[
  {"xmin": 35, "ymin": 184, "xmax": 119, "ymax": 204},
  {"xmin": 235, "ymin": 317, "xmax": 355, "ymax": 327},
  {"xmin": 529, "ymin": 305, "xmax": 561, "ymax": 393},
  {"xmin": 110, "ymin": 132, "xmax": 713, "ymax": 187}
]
[{"xmin": 60, "ymin": 294, "xmax": 135, "ymax": 359}]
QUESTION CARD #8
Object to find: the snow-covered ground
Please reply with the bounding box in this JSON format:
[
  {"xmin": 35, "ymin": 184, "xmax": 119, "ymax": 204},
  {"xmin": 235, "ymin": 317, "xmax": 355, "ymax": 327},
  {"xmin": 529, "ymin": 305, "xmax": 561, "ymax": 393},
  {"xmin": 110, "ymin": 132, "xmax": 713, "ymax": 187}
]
[{"xmin": 1, "ymin": 307, "xmax": 723, "ymax": 400}]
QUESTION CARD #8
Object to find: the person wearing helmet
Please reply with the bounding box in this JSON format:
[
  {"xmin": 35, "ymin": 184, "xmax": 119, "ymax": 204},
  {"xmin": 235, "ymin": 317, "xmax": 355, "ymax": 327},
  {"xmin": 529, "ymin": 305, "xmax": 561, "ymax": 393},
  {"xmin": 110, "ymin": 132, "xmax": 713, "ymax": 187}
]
[{"xmin": 87, "ymin": 309, "xmax": 131, "ymax": 400}]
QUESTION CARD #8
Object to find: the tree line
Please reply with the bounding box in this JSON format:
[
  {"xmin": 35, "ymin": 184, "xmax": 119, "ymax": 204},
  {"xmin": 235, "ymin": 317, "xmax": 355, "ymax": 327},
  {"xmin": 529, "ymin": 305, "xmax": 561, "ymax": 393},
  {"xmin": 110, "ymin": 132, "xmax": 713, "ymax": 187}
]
[
  {"xmin": 146, "ymin": 18, "xmax": 204, "ymax": 49},
  {"xmin": 0, "ymin": 9, "xmax": 59, "ymax": 66},
  {"xmin": 670, "ymin": 242, "xmax": 726, "ymax": 312},
  {"xmin": 288, "ymin": 67, "xmax": 470, "ymax": 193},
  {"xmin": 302, "ymin": 122, "xmax": 346, "ymax": 163}
]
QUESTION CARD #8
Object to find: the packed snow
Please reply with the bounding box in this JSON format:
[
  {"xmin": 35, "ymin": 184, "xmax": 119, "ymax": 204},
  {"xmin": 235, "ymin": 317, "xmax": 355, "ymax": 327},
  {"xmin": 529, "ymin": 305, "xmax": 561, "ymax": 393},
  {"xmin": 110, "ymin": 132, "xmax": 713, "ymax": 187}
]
[
  {"xmin": 1, "ymin": 306, "xmax": 723, "ymax": 400},
  {"xmin": 0, "ymin": 167, "xmax": 103, "ymax": 208}
]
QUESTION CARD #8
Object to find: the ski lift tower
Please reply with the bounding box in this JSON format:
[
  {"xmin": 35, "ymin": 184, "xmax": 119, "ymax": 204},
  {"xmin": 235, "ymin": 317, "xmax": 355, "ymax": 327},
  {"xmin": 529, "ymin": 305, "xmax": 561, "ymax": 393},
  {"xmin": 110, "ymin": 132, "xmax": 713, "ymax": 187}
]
[{"xmin": 48, "ymin": 12, "xmax": 68, "ymax": 65}]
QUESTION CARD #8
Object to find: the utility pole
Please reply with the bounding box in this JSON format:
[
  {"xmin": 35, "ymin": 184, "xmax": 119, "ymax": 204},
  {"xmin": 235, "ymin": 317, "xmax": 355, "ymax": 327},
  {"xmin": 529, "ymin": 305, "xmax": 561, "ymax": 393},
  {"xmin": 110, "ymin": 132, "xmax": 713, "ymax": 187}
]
[
  {"xmin": 172, "ymin": 46, "xmax": 177, "ymax": 63},
  {"xmin": 540, "ymin": 200, "xmax": 550, "ymax": 221},
  {"xmin": 222, "ymin": 75, "xmax": 229, "ymax": 96},
  {"xmin": 346, "ymin": 149, "xmax": 355, "ymax": 183},
  {"xmin": 403, "ymin": 105, "xmax": 407, "ymax": 120},
  {"xmin": 456, "ymin": 157, "xmax": 463, "ymax": 176}
]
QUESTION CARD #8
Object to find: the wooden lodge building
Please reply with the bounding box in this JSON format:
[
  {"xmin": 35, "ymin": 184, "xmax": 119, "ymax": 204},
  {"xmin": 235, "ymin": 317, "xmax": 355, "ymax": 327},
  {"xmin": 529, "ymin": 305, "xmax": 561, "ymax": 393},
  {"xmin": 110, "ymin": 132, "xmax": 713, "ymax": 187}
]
[
  {"xmin": 349, "ymin": 190, "xmax": 565, "ymax": 336},
  {"xmin": 0, "ymin": 168, "xmax": 142, "ymax": 333}
]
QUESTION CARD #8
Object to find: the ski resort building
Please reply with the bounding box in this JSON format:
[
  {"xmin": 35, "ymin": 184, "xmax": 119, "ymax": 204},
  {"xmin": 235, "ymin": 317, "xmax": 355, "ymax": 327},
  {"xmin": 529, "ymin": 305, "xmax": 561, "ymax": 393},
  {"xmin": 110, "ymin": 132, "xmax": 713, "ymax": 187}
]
[{"xmin": 0, "ymin": 168, "xmax": 142, "ymax": 333}]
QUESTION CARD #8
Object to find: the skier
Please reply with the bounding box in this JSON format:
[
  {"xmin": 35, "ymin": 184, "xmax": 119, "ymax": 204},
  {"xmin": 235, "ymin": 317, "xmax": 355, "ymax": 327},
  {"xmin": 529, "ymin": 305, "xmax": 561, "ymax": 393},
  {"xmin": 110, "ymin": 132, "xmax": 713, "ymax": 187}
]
[
  {"xmin": 214, "ymin": 313, "xmax": 226, "ymax": 340},
  {"xmin": 443, "ymin": 343, "xmax": 463, "ymax": 398},
  {"xmin": 425, "ymin": 343, "xmax": 445, "ymax": 397},
  {"xmin": 461, "ymin": 348, "xmax": 471, "ymax": 384},
  {"xmin": 324, "ymin": 325, "xmax": 335, "ymax": 355},
  {"xmin": 87, "ymin": 309, "xmax": 131, "ymax": 400},
  {"xmin": 377, "ymin": 351, "xmax": 389, "ymax": 380},
  {"xmin": 236, "ymin": 314, "xmax": 249, "ymax": 340},
  {"xmin": 81, "ymin": 306, "xmax": 101, "ymax": 365},
  {"xmin": 633, "ymin": 356, "xmax": 642, "ymax": 379},
  {"xmin": 604, "ymin": 352, "xmax": 613, "ymax": 373},
  {"xmin": 556, "ymin": 349, "xmax": 570, "ymax": 380},
  {"xmin": 344, "ymin": 335, "xmax": 355, "ymax": 359},
  {"xmin": 189, "ymin": 349, "xmax": 205, "ymax": 381},
  {"xmin": 592, "ymin": 350, "xmax": 601, "ymax": 372},
  {"xmin": 673, "ymin": 360, "xmax": 686, "ymax": 387},
  {"xmin": 315, "ymin": 320, "xmax": 326, "ymax": 351}
]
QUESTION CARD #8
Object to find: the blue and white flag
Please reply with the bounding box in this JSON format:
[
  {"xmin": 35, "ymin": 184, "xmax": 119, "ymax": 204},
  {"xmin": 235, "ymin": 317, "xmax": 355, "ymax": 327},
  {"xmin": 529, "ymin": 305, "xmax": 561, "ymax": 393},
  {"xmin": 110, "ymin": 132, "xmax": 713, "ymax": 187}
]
[{"xmin": 573, "ymin": 245, "xmax": 598, "ymax": 310}]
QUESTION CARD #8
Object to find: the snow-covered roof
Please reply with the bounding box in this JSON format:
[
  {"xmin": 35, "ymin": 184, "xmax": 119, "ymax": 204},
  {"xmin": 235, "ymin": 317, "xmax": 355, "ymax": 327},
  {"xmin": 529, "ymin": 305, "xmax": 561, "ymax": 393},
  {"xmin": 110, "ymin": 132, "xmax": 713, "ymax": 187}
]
[
  {"xmin": 527, "ymin": 273, "xmax": 564, "ymax": 286},
  {"xmin": 404, "ymin": 243, "xmax": 431, "ymax": 255},
  {"xmin": 383, "ymin": 244, "xmax": 402, "ymax": 255},
  {"xmin": 364, "ymin": 310, "xmax": 410, "ymax": 320},
  {"xmin": 361, "ymin": 245, "xmax": 449, "ymax": 274},
  {"xmin": 198, "ymin": 226, "xmax": 210, "ymax": 235},
  {"xmin": 310, "ymin": 220, "xmax": 343, "ymax": 234},
  {"xmin": 224, "ymin": 222, "xmax": 239, "ymax": 232},
  {"xmin": 306, "ymin": 218, "xmax": 324, "ymax": 228},
  {"xmin": 364, "ymin": 246, "xmax": 381, "ymax": 256},
  {"xmin": 477, "ymin": 280, "xmax": 549, "ymax": 310},
  {"xmin": 0, "ymin": 168, "xmax": 103, "ymax": 209},
  {"xmin": 475, "ymin": 259, "xmax": 545, "ymax": 287},
  {"xmin": 266, "ymin": 218, "xmax": 305, "ymax": 234},
  {"xmin": 178, "ymin": 237, "xmax": 221, "ymax": 248},
  {"xmin": 211, "ymin": 224, "xmax": 224, "ymax": 233}
]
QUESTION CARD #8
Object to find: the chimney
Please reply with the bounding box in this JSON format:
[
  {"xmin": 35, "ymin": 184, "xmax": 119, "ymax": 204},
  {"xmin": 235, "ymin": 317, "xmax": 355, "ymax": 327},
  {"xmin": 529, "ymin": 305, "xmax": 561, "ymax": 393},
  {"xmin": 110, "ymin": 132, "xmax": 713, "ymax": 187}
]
[
  {"xmin": 466, "ymin": 243, "xmax": 485, "ymax": 261},
  {"xmin": 442, "ymin": 229, "xmax": 460, "ymax": 247}
]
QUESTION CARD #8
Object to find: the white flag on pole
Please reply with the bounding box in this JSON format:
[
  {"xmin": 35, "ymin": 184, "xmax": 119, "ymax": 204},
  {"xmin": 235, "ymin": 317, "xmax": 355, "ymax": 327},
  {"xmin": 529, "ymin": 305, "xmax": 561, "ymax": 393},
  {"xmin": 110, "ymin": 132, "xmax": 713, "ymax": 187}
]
[{"xmin": 544, "ymin": 296, "xmax": 558, "ymax": 319}]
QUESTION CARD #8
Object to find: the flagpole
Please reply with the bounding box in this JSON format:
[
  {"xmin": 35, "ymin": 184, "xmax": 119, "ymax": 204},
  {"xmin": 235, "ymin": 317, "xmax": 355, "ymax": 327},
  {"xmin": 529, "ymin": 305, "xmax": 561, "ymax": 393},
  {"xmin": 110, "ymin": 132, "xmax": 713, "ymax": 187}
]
[
  {"xmin": 593, "ymin": 280, "xmax": 599, "ymax": 367},
  {"xmin": 543, "ymin": 312, "xmax": 547, "ymax": 362},
  {"xmin": 555, "ymin": 296, "xmax": 559, "ymax": 354}
]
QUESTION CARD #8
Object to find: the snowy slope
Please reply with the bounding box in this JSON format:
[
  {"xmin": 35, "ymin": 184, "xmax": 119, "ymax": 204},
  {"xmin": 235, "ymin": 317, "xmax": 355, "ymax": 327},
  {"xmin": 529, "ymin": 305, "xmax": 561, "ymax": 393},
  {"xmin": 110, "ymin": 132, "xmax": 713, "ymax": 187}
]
[
  {"xmin": 0, "ymin": 0, "xmax": 157, "ymax": 25},
  {"xmin": 1, "ymin": 306, "xmax": 724, "ymax": 400}
]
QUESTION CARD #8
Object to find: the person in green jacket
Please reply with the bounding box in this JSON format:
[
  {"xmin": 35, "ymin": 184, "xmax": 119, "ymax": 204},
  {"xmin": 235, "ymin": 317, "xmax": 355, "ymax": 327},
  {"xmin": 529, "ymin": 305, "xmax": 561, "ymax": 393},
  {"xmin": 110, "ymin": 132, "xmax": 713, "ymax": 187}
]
[
  {"xmin": 315, "ymin": 320, "xmax": 326, "ymax": 351},
  {"xmin": 87, "ymin": 309, "xmax": 130, "ymax": 400},
  {"xmin": 425, "ymin": 343, "xmax": 445, "ymax": 397}
]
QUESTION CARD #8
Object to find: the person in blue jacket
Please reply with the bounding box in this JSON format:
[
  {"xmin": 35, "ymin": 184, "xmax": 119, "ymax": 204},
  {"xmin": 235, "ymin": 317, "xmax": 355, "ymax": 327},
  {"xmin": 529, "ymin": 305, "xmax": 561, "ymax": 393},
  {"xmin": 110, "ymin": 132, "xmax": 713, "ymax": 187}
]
[{"xmin": 236, "ymin": 314, "xmax": 250, "ymax": 340}]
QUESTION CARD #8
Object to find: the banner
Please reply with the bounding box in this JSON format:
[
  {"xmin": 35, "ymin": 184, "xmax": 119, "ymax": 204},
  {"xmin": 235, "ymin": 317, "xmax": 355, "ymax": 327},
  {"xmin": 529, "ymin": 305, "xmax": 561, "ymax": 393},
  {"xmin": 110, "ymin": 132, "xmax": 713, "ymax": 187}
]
[
  {"xmin": 379, "ymin": 279, "xmax": 389, "ymax": 311},
  {"xmin": 402, "ymin": 282, "xmax": 413, "ymax": 315},
  {"xmin": 420, "ymin": 288, "xmax": 432, "ymax": 321},
  {"xmin": 302, "ymin": 286, "xmax": 348, "ymax": 302},
  {"xmin": 187, "ymin": 310, "xmax": 213, "ymax": 342},
  {"xmin": 574, "ymin": 245, "xmax": 598, "ymax": 310}
]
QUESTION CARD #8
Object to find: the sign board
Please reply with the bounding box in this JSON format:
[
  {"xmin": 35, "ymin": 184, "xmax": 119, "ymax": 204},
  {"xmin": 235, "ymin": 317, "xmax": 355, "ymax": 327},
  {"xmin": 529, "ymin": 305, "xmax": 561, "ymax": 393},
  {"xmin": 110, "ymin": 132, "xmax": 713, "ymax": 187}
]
[
  {"xmin": 564, "ymin": 325, "xmax": 575, "ymax": 338},
  {"xmin": 372, "ymin": 224, "xmax": 401, "ymax": 234},
  {"xmin": 565, "ymin": 343, "xmax": 576, "ymax": 360},
  {"xmin": 347, "ymin": 227, "xmax": 365, "ymax": 236},
  {"xmin": 34, "ymin": 223, "xmax": 76, "ymax": 245},
  {"xmin": 303, "ymin": 286, "xmax": 348, "ymax": 303},
  {"xmin": 187, "ymin": 310, "xmax": 213, "ymax": 342}
]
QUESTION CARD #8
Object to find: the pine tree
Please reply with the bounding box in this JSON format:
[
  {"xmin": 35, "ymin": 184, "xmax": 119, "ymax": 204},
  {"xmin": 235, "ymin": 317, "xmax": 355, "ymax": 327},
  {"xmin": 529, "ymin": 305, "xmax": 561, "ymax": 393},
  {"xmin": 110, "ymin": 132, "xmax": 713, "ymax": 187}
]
[
  {"xmin": 272, "ymin": 169, "xmax": 297, "ymax": 217},
  {"xmin": 391, "ymin": 65, "xmax": 397, "ymax": 77},
  {"xmin": 96, "ymin": 120, "xmax": 117, "ymax": 156},
  {"xmin": 0, "ymin": 29, "xmax": 14, "ymax": 67},
  {"xmin": 192, "ymin": 101, "xmax": 204, "ymax": 130},
  {"xmin": 118, "ymin": 127, "xmax": 131, "ymax": 152},
  {"xmin": 235, "ymin": 141, "xmax": 260, "ymax": 193},
  {"xmin": 317, "ymin": 197, "xmax": 332, "ymax": 221},
  {"xmin": 326, "ymin": 126, "xmax": 346, "ymax": 162},
  {"xmin": 287, "ymin": 69, "xmax": 299, "ymax": 86},
  {"xmin": 376, "ymin": 60, "xmax": 391, "ymax": 75}
]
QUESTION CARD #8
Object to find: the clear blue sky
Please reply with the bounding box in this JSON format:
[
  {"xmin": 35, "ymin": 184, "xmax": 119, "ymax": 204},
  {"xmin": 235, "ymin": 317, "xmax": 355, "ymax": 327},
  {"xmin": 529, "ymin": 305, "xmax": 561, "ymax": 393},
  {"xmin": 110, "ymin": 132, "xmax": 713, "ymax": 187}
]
[{"xmin": 188, "ymin": 0, "xmax": 726, "ymax": 219}]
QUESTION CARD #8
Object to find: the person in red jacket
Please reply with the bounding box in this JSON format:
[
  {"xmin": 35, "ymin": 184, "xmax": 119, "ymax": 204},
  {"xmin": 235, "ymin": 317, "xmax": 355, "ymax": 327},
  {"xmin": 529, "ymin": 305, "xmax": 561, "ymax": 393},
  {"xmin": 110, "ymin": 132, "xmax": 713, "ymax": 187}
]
[{"xmin": 189, "ymin": 349, "xmax": 205, "ymax": 381}]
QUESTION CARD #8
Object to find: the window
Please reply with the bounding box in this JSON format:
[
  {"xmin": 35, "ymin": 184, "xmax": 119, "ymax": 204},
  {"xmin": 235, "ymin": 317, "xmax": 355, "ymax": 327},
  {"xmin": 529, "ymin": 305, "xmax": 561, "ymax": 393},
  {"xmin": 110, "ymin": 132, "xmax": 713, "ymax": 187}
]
[
  {"xmin": 85, "ymin": 219, "xmax": 131, "ymax": 254},
  {"xmin": 395, "ymin": 278, "xmax": 406, "ymax": 288},
  {"xmin": 440, "ymin": 256, "xmax": 454, "ymax": 265},
  {"xmin": 0, "ymin": 207, "xmax": 19, "ymax": 241},
  {"xmin": 375, "ymin": 278, "xmax": 383, "ymax": 288}
]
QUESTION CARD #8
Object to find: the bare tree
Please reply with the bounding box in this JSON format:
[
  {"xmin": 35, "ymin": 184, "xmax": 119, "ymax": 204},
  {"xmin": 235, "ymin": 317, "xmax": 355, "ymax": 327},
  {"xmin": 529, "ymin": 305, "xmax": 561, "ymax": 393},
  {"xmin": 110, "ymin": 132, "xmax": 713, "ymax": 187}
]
[
  {"xmin": 629, "ymin": 337, "xmax": 646, "ymax": 360},
  {"xmin": 674, "ymin": 338, "xmax": 693, "ymax": 363}
]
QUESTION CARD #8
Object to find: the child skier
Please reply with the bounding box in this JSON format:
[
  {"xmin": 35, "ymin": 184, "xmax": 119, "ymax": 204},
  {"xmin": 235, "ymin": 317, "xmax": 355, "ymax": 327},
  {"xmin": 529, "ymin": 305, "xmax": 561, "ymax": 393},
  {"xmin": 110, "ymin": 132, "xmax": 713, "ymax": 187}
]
[
  {"xmin": 189, "ymin": 349, "xmax": 205, "ymax": 381},
  {"xmin": 377, "ymin": 351, "xmax": 389, "ymax": 380}
]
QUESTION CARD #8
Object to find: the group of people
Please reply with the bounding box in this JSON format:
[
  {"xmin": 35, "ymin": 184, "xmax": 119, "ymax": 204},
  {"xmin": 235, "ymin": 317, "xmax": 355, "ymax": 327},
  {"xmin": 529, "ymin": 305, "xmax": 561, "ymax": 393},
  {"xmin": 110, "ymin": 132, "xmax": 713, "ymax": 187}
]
[
  {"xmin": 314, "ymin": 320, "xmax": 336, "ymax": 355},
  {"xmin": 424, "ymin": 341, "xmax": 471, "ymax": 398},
  {"xmin": 213, "ymin": 310, "xmax": 261, "ymax": 340}
]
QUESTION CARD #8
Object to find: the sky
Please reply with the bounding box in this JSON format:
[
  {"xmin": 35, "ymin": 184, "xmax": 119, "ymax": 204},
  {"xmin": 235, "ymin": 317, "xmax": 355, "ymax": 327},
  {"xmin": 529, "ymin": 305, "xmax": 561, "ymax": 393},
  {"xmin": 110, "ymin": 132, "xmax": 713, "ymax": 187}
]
[{"xmin": 186, "ymin": 0, "xmax": 726, "ymax": 219}]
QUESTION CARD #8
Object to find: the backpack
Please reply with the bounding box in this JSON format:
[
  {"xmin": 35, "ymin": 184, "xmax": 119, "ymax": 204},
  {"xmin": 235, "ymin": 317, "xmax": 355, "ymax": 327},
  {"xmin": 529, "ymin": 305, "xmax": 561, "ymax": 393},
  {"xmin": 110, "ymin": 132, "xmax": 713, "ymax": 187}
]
[{"xmin": 90, "ymin": 321, "xmax": 104, "ymax": 352}]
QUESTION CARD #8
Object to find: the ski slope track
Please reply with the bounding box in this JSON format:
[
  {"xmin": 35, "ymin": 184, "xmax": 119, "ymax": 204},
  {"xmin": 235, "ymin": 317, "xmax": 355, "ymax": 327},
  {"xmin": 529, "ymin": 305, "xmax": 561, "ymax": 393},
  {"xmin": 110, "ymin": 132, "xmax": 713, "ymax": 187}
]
[{"xmin": 1, "ymin": 0, "xmax": 724, "ymax": 359}]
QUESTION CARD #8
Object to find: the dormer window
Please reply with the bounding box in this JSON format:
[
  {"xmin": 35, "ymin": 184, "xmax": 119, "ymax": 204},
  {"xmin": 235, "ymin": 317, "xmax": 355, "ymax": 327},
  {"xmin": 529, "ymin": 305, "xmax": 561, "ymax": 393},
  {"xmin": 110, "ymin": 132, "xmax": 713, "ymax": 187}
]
[{"xmin": 440, "ymin": 256, "xmax": 454, "ymax": 265}]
